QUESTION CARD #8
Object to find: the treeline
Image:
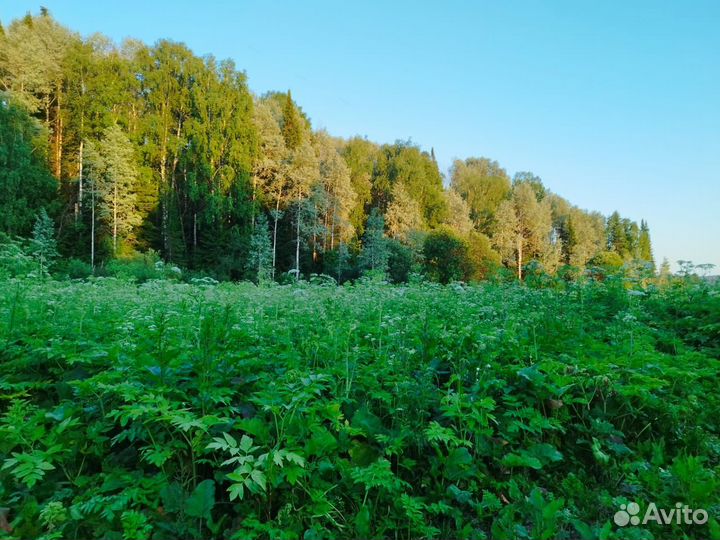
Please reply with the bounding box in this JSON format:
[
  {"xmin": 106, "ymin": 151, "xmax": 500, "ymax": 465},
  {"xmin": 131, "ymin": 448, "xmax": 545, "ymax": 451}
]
[{"xmin": 0, "ymin": 10, "xmax": 655, "ymax": 283}]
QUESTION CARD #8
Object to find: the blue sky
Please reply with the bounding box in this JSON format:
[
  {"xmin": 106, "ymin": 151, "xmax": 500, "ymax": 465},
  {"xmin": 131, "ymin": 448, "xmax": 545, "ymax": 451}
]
[{"xmin": 3, "ymin": 0, "xmax": 719, "ymax": 270}]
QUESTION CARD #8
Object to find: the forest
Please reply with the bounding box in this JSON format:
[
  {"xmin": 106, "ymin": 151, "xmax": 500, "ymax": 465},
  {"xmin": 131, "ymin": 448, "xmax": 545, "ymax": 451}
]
[{"xmin": 0, "ymin": 10, "xmax": 657, "ymax": 283}]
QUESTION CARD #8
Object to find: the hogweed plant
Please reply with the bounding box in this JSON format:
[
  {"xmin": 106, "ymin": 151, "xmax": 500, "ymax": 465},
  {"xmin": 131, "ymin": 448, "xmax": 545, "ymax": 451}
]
[{"xmin": 0, "ymin": 274, "xmax": 718, "ymax": 539}]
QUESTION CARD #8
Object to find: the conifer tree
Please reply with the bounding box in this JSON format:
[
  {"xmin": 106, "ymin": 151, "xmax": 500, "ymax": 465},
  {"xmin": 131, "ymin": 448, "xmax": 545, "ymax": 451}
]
[
  {"xmin": 359, "ymin": 208, "xmax": 388, "ymax": 274},
  {"xmin": 335, "ymin": 242, "xmax": 350, "ymax": 282},
  {"xmin": 30, "ymin": 208, "xmax": 58, "ymax": 275},
  {"xmin": 282, "ymin": 90, "xmax": 302, "ymax": 151},
  {"xmin": 638, "ymin": 220, "xmax": 655, "ymax": 270},
  {"xmin": 246, "ymin": 212, "xmax": 273, "ymax": 283},
  {"xmin": 606, "ymin": 211, "xmax": 627, "ymax": 257}
]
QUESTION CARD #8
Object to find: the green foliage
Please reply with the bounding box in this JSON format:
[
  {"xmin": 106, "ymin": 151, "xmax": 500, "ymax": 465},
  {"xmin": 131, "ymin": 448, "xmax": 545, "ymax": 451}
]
[
  {"xmin": 359, "ymin": 208, "xmax": 389, "ymax": 275},
  {"xmin": 0, "ymin": 97, "xmax": 57, "ymax": 237},
  {"xmin": 0, "ymin": 10, "xmax": 657, "ymax": 285},
  {"xmin": 29, "ymin": 208, "xmax": 58, "ymax": 276},
  {"xmin": 281, "ymin": 91, "xmax": 302, "ymax": 151},
  {"xmin": 590, "ymin": 250, "xmax": 625, "ymax": 272},
  {"xmin": 466, "ymin": 231, "xmax": 502, "ymax": 280},
  {"xmin": 82, "ymin": 125, "xmax": 140, "ymax": 255},
  {"xmin": 245, "ymin": 212, "xmax": 273, "ymax": 283},
  {"xmin": 387, "ymin": 238, "xmax": 415, "ymax": 283},
  {"xmin": 54, "ymin": 257, "xmax": 93, "ymax": 279},
  {"xmin": 372, "ymin": 141, "xmax": 447, "ymax": 227},
  {"xmin": 101, "ymin": 250, "xmax": 181, "ymax": 282},
  {"xmin": 423, "ymin": 229, "xmax": 472, "ymax": 283},
  {"xmin": 451, "ymin": 157, "xmax": 511, "ymax": 233},
  {"xmin": 0, "ymin": 274, "xmax": 718, "ymax": 538},
  {"xmin": 0, "ymin": 234, "xmax": 36, "ymax": 278}
]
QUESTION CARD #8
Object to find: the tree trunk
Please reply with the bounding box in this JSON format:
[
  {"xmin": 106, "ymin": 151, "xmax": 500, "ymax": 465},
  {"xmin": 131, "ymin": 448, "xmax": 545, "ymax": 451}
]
[
  {"xmin": 330, "ymin": 204, "xmax": 336, "ymax": 250},
  {"xmin": 54, "ymin": 88, "xmax": 62, "ymax": 179},
  {"xmin": 193, "ymin": 212, "xmax": 197, "ymax": 250},
  {"xmin": 160, "ymin": 107, "xmax": 169, "ymax": 258},
  {"xmin": 295, "ymin": 197, "xmax": 301, "ymax": 280},
  {"xmin": 77, "ymin": 138, "xmax": 83, "ymax": 222},
  {"xmin": 251, "ymin": 176, "xmax": 257, "ymax": 230},
  {"xmin": 272, "ymin": 196, "xmax": 280, "ymax": 280},
  {"xmin": 91, "ymin": 179, "xmax": 95, "ymax": 270},
  {"xmin": 160, "ymin": 150, "xmax": 168, "ymax": 257},
  {"xmin": 113, "ymin": 181, "xmax": 118, "ymax": 255},
  {"xmin": 517, "ymin": 234, "xmax": 523, "ymax": 281},
  {"xmin": 312, "ymin": 201, "xmax": 317, "ymax": 264}
]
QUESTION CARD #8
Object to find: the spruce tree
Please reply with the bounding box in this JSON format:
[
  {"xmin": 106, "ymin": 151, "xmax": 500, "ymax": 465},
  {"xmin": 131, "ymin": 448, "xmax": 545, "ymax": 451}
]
[
  {"xmin": 359, "ymin": 208, "xmax": 388, "ymax": 274},
  {"xmin": 30, "ymin": 208, "xmax": 58, "ymax": 276},
  {"xmin": 606, "ymin": 211, "xmax": 627, "ymax": 257},
  {"xmin": 638, "ymin": 220, "xmax": 655, "ymax": 270},
  {"xmin": 282, "ymin": 90, "xmax": 302, "ymax": 151},
  {"xmin": 335, "ymin": 242, "xmax": 350, "ymax": 282},
  {"xmin": 245, "ymin": 212, "xmax": 273, "ymax": 283}
]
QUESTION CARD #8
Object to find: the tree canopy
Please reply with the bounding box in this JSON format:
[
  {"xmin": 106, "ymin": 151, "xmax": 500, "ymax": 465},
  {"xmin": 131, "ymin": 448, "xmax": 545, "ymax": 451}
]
[{"xmin": 0, "ymin": 10, "xmax": 655, "ymax": 283}]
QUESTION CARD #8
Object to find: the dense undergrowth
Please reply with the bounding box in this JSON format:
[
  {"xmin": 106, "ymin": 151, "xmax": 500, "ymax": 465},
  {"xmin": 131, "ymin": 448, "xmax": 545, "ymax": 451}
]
[{"xmin": 0, "ymin": 274, "xmax": 718, "ymax": 539}]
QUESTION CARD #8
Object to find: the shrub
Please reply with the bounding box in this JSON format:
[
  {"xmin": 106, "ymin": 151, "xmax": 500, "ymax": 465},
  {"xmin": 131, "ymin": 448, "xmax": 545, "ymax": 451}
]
[
  {"xmin": 423, "ymin": 229, "xmax": 473, "ymax": 284},
  {"xmin": 56, "ymin": 258, "xmax": 93, "ymax": 279}
]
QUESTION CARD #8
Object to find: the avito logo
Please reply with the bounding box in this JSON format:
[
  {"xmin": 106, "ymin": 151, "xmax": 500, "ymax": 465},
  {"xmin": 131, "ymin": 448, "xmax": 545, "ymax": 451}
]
[{"xmin": 614, "ymin": 501, "xmax": 708, "ymax": 527}]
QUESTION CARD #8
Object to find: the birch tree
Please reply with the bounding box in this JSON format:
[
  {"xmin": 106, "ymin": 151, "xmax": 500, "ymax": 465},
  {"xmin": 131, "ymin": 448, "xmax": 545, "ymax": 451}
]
[
  {"xmin": 83, "ymin": 125, "xmax": 140, "ymax": 257},
  {"xmin": 313, "ymin": 131, "xmax": 357, "ymax": 251},
  {"xmin": 492, "ymin": 182, "xmax": 556, "ymax": 280},
  {"xmin": 252, "ymin": 99, "xmax": 289, "ymax": 277},
  {"xmin": 385, "ymin": 182, "xmax": 423, "ymax": 241}
]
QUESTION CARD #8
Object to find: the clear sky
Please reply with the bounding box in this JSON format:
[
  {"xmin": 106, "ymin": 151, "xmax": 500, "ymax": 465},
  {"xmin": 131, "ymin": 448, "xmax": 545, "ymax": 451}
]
[{"xmin": 3, "ymin": 0, "xmax": 719, "ymax": 270}]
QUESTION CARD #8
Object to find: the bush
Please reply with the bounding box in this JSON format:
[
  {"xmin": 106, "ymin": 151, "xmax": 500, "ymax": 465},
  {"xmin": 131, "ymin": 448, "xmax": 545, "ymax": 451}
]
[
  {"xmin": 102, "ymin": 250, "xmax": 166, "ymax": 282},
  {"xmin": 465, "ymin": 231, "xmax": 502, "ymax": 280},
  {"xmin": 0, "ymin": 235, "xmax": 35, "ymax": 278},
  {"xmin": 56, "ymin": 258, "xmax": 93, "ymax": 279},
  {"xmin": 387, "ymin": 238, "xmax": 414, "ymax": 283},
  {"xmin": 423, "ymin": 229, "xmax": 473, "ymax": 284}
]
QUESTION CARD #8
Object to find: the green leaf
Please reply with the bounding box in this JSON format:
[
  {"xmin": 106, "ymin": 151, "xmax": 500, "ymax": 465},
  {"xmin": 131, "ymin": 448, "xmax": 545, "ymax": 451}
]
[
  {"xmin": 591, "ymin": 438, "xmax": 610, "ymax": 464},
  {"xmin": 448, "ymin": 484, "xmax": 472, "ymax": 505},
  {"xmin": 444, "ymin": 447, "xmax": 473, "ymax": 480},
  {"xmin": 223, "ymin": 432, "xmax": 237, "ymax": 448},
  {"xmin": 572, "ymin": 520, "xmax": 595, "ymax": 540},
  {"xmin": 355, "ymin": 505, "xmax": 371, "ymax": 538},
  {"xmin": 284, "ymin": 464, "xmax": 305, "ymax": 485},
  {"xmin": 185, "ymin": 480, "xmax": 215, "ymax": 520},
  {"xmin": 239, "ymin": 435, "xmax": 254, "ymax": 452},
  {"xmin": 160, "ymin": 482, "xmax": 184, "ymax": 514},
  {"xmin": 228, "ymin": 483, "xmax": 244, "ymax": 501},
  {"xmin": 598, "ymin": 521, "xmax": 613, "ymax": 540},
  {"xmin": 285, "ymin": 451, "xmax": 305, "ymax": 467},
  {"xmin": 306, "ymin": 427, "xmax": 337, "ymax": 456},
  {"xmin": 527, "ymin": 443, "xmax": 563, "ymax": 464},
  {"xmin": 250, "ymin": 469, "xmax": 266, "ymax": 491},
  {"xmin": 709, "ymin": 518, "xmax": 720, "ymax": 540},
  {"xmin": 501, "ymin": 452, "xmax": 543, "ymax": 470}
]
